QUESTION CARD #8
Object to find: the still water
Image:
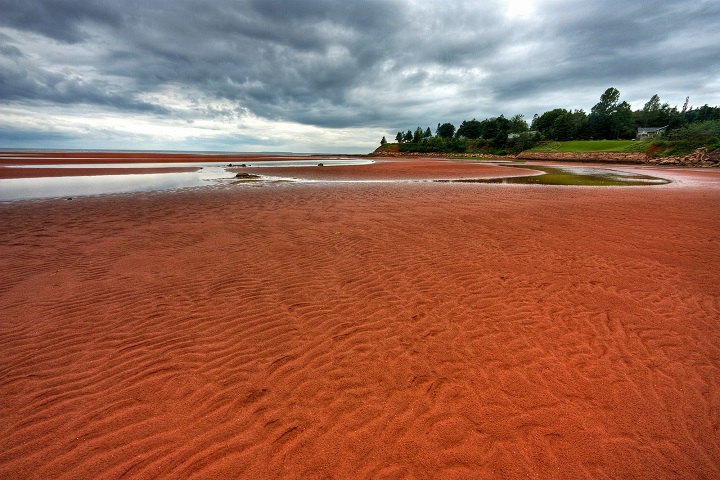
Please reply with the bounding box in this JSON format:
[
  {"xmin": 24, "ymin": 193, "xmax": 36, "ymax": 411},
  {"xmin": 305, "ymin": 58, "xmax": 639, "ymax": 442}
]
[{"xmin": 0, "ymin": 160, "xmax": 372, "ymax": 201}]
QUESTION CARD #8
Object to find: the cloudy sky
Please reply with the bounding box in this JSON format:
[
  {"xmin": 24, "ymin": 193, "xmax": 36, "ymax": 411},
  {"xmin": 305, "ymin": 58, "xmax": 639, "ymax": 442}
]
[{"xmin": 1, "ymin": 0, "xmax": 719, "ymax": 153}]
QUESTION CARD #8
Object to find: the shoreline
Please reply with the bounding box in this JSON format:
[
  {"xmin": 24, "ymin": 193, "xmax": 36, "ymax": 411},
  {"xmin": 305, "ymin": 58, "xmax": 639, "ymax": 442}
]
[{"xmin": 0, "ymin": 151, "xmax": 360, "ymax": 165}]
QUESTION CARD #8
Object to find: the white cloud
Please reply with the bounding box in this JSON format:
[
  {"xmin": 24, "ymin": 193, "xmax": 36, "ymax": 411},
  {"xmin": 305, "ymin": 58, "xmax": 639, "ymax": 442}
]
[{"xmin": 503, "ymin": 0, "xmax": 538, "ymax": 20}]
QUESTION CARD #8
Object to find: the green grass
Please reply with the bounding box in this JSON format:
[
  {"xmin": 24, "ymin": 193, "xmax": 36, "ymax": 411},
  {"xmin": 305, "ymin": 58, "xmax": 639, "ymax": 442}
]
[{"xmin": 529, "ymin": 140, "xmax": 641, "ymax": 153}]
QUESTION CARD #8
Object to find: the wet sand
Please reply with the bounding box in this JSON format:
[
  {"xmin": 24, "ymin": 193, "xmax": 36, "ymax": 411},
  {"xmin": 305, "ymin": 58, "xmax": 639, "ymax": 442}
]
[
  {"xmin": 1, "ymin": 157, "xmax": 719, "ymax": 479},
  {"xmin": 229, "ymin": 157, "xmax": 540, "ymax": 181}
]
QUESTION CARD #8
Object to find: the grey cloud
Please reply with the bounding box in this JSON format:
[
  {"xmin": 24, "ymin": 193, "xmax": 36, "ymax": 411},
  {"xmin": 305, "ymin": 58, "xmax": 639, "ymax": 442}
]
[
  {"xmin": 0, "ymin": 33, "xmax": 24, "ymax": 58},
  {"xmin": 0, "ymin": 0, "xmax": 123, "ymax": 43},
  {"xmin": 0, "ymin": 59, "xmax": 168, "ymax": 114},
  {"xmin": 487, "ymin": 0, "xmax": 720, "ymax": 111},
  {"xmin": 1, "ymin": 0, "xmax": 719, "ymax": 145}
]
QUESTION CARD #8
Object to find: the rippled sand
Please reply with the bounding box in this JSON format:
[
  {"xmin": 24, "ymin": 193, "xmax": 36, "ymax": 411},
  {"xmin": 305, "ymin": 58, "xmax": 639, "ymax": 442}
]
[{"xmin": 1, "ymin": 158, "xmax": 719, "ymax": 479}]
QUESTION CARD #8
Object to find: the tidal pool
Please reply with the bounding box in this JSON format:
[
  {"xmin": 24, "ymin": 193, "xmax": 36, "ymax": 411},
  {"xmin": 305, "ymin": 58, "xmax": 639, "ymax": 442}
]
[
  {"xmin": 0, "ymin": 159, "xmax": 373, "ymax": 201},
  {"xmin": 439, "ymin": 165, "xmax": 671, "ymax": 186}
]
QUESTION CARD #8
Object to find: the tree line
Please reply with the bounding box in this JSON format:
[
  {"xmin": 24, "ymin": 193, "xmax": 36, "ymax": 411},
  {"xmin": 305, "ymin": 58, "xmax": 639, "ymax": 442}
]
[{"xmin": 381, "ymin": 87, "xmax": 720, "ymax": 154}]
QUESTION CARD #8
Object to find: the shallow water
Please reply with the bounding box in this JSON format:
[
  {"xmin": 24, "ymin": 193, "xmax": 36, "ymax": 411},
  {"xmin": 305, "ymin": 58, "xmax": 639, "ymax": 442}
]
[
  {"xmin": 0, "ymin": 160, "xmax": 372, "ymax": 201},
  {"xmin": 0, "ymin": 161, "xmax": 672, "ymax": 202},
  {"xmin": 440, "ymin": 165, "xmax": 671, "ymax": 186},
  {"xmin": 0, "ymin": 168, "xmax": 229, "ymax": 201},
  {"xmin": 4, "ymin": 159, "xmax": 373, "ymax": 169}
]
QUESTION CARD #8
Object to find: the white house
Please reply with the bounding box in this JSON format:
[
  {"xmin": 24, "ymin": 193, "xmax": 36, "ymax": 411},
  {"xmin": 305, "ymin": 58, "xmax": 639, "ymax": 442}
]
[{"xmin": 636, "ymin": 126, "xmax": 668, "ymax": 139}]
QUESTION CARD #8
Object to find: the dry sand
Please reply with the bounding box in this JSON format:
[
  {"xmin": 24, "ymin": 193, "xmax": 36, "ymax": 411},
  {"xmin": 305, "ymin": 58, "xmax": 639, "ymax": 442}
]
[{"xmin": 1, "ymin": 156, "xmax": 719, "ymax": 478}]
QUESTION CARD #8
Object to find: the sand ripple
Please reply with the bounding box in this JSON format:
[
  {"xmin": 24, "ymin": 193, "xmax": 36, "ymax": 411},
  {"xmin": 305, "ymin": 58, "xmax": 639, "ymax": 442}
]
[{"xmin": 1, "ymin": 178, "xmax": 720, "ymax": 478}]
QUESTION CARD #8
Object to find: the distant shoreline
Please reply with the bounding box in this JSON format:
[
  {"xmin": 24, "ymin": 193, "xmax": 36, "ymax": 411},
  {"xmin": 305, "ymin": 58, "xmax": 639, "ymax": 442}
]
[{"xmin": 0, "ymin": 151, "xmax": 365, "ymax": 167}]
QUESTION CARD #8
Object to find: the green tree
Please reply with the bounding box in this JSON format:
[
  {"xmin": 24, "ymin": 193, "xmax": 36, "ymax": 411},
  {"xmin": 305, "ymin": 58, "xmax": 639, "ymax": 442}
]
[
  {"xmin": 588, "ymin": 87, "xmax": 635, "ymax": 139},
  {"xmin": 532, "ymin": 108, "xmax": 588, "ymax": 140},
  {"xmin": 638, "ymin": 94, "xmax": 675, "ymax": 128},
  {"xmin": 640, "ymin": 94, "xmax": 661, "ymax": 126},
  {"xmin": 569, "ymin": 109, "xmax": 590, "ymax": 139},
  {"xmin": 684, "ymin": 104, "xmax": 720, "ymax": 123},
  {"xmin": 424, "ymin": 127, "xmax": 432, "ymax": 138},
  {"xmin": 437, "ymin": 122, "xmax": 456, "ymax": 139},
  {"xmin": 488, "ymin": 115, "xmax": 510, "ymax": 147},
  {"xmin": 532, "ymin": 109, "xmax": 568, "ymax": 139},
  {"xmin": 551, "ymin": 112, "xmax": 574, "ymax": 141},
  {"xmin": 413, "ymin": 126, "xmax": 424, "ymax": 143},
  {"xmin": 508, "ymin": 114, "xmax": 528, "ymax": 134},
  {"xmin": 610, "ymin": 101, "xmax": 635, "ymax": 139},
  {"xmin": 395, "ymin": 131, "xmax": 404, "ymax": 143},
  {"xmin": 404, "ymin": 130, "xmax": 413, "ymax": 142},
  {"xmin": 456, "ymin": 119, "xmax": 483, "ymax": 139},
  {"xmin": 380, "ymin": 136, "xmax": 387, "ymax": 146}
]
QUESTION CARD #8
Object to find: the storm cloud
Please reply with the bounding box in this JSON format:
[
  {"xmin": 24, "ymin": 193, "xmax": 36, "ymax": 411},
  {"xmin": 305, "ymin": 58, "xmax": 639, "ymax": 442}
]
[{"xmin": 1, "ymin": 0, "xmax": 719, "ymax": 152}]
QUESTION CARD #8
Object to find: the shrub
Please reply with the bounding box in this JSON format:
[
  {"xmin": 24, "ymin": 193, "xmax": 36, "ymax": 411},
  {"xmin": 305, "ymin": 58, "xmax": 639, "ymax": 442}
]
[{"xmin": 651, "ymin": 120, "xmax": 720, "ymax": 155}]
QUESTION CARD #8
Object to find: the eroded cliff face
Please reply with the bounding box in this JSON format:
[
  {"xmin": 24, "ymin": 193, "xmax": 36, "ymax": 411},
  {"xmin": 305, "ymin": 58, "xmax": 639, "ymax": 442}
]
[{"xmin": 515, "ymin": 151, "xmax": 646, "ymax": 164}]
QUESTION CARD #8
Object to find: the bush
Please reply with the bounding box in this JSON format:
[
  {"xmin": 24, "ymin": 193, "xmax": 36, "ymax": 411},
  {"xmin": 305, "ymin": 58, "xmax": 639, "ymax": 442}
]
[{"xmin": 651, "ymin": 120, "xmax": 720, "ymax": 155}]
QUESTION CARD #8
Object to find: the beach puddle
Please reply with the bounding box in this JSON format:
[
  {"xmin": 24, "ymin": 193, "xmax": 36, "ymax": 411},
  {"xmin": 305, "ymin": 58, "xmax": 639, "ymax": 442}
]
[
  {"xmin": 0, "ymin": 159, "xmax": 372, "ymax": 201},
  {"xmin": 0, "ymin": 160, "xmax": 672, "ymax": 201},
  {"xmin": 0, "ymin": 169, "xmax": 226, "ymax": 201},
  {"xmin": 438, "ymin": 165, "xmax": 671, "ymax": 186}
]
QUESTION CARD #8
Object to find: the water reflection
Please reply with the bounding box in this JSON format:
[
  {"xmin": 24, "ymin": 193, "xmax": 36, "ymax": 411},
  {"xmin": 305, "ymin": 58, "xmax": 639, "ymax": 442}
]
[
  {"xmin": 0, "ymin": 160, "xmax": 373, "ymax": 201},
  {"xmin": 8, "ymin": 159, "xmax": 373, "ymax": 169},
  {"xmin": 0, "ymin": 161, "xmax": 672, "ymax": 202},
  {"xmin": 0, "ymin": 169, "xmax": 227, "ymax": 201},
  {"xmin": 438, "ymin": 165, "xmax": 670, "ymax": 186}
]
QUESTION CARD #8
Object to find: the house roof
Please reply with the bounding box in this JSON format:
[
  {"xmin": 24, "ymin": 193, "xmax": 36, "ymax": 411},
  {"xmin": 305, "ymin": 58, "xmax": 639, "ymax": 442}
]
[{"xmin": 637, "ymin": 126, "xmax": 668, "ymax": 133}]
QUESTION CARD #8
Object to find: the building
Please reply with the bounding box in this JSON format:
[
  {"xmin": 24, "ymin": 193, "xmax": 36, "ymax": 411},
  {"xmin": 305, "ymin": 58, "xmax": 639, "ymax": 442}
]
[{"xmin": 636, "ymin": 126, "xmax": 668, "ymax": 139}]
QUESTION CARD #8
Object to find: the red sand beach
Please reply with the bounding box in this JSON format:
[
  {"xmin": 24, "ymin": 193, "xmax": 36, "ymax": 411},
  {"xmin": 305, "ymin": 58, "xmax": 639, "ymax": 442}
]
[{"xmin": 1, "ymin": 154, "xmax": 719, "ymax": 478}]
